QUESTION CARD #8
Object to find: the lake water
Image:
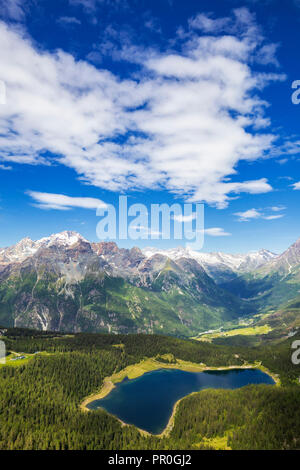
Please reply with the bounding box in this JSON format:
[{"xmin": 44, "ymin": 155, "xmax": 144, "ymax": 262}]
[{"xmin": 87, "ymin": 368, "xmax": 275, "ymax": 434}]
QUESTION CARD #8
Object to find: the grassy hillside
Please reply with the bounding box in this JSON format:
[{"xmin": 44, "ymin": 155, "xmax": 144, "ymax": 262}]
[{"xmin": 0, "ymin": 269, "xmax": 251, "ymax": 336}]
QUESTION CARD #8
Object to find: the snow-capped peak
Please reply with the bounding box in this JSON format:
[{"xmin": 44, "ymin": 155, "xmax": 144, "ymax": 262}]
[
  {"xmin": 141, "ymin": 246, "xmax": 277, "ymax": 273},
  {"xmin": 0, "ymin": 232, "xmax": 88, "ymax": 265},
  {"xmin": 0, "ymin": 237, "xmax": 37, "ymax": 263},
  {"xmin": 0, "ymin": 232, "xmax": 277, "ymax": 275},
  {"xmin": 38, "ymin": 231, "xmax": 87, "ymax": 248},
  {"xmin": 142, "ymin": 246, "xmax": 192, "ymax": 260}
]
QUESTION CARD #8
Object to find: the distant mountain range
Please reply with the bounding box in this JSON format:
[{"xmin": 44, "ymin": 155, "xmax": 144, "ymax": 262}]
[
  {"xmin": 142, "ymin": 246, "xmax": 277, "ymax": 283},
  {"xmin": 0, "ymin": 231, "xmax": 299, "ymax": 336}
]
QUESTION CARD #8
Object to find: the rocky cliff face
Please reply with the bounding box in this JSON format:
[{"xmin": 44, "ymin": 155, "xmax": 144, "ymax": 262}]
[{"xmin": 258, "ymin": 238, "xmax": 300, "ymax": 276}]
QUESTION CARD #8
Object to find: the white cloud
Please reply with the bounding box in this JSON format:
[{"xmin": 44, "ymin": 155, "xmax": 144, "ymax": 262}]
[
  {"xmin": 69, "ymin": 0, "xmax": 125, "ymax": 13},
  {"xmin": 263, "ymin": 214, "xmax": 284, "ymax": 220},
  {"xmin": 277, "ymin": 158, "xmax": 288, "ymax": 165},
  {"xmin": 235, "ymin": 208, "xmax": 261, "ymax": 221},
  {"xmin": 204, "ymin": 227, "xmax": 231, "ymax": 237},
  {"xmin": 173, "ymin": 213, "xmax": 196, "ymax": 223},
  {"xmin": 188, "ymin": 9, "xmax": 280, "ymax": 69},
  {"xmin": 0, "ymin": 164, "xmax": 12, "ymax": 170},
  {"xmin": 188, "ymin": 13, "xmax": 231, "ymax": 33},
  {"xmin": 271, "ymin": 139, "xmax": 300, "ymax": 158},
  {"xmin": 292, "ymin": 181, "xmax": 300, "ymax": 190},
  {"xmin": 270, "ymin": 205, "xmax": 286, "ymax": 212},
  {"xmin": 27, "ymin": 191, "xmax": 107, "ymax": 211},
  {"xmin": 86, "ymin": 51, "xmax": 103, "ymax": 64},
  {"xmin": 255, "ymin": 43, "xmax": 280, "ymax": 67},
  {"xmin": 129, "ymin": 225, "xmax": 162, "ymax": 237},
  {"xmin": 0, "ymin": 0, "xmax": 25, "ymax": 21},
  {"xmin": 69, "ymin": 0, "xmax": 96, "ymax": 11},
  {"xmin": 57, "ymin": 16, "xmax": 81, "ymax": 26},
  {"xmin": 144, "ymin": 18, "xmax": 162, "ymax": 34},
  {"xmin": 0, "ymin": 9, "xmax": 284, "ymax": 208},
  {"xmin": 235, "ymin": 207, "xmax": 285, "ymax": 221},
  {"xmin": 187, "ymin": 179, "xmax": 272, "ymax": 209}
]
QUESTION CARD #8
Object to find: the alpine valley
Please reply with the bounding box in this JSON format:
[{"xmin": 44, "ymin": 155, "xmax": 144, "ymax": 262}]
[{"xmin": 1, "ymin": 230, "xmax": 300, "ymax": 339}]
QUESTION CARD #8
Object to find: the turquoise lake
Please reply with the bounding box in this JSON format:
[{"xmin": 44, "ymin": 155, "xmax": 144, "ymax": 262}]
[{"xmin": 87, "ymin": 368, "xmax": 275, "ymax": 434}]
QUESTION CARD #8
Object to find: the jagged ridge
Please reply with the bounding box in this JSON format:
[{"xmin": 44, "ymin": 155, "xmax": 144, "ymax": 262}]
[{"xmin": 0, "ymin": 231, "xmax": 261, "ymax": 335}]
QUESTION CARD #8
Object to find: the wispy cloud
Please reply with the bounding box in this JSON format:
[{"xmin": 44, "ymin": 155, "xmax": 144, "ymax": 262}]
[
  {"xmin": 27, "ymin": 191, "xmax": 107, "ymax": 211},
  {"xmin": 204, "ymin": 227, "xmax": 231, "ymax": 237},
  {"xmin": 235, "ymin": 207, "xmax": 285, "ymax": 221},
  {"xmin": 0, "ymin": 0, "xmax": 25, "ymax": 21},
  {"xmin": 129, "ymin": 225, "xmax": 162, "ymax": 237},
  {"xmin": 0, "ymin": 164, "xmax": 12, "ymax": 170},
  {"xmin": 235, "ymin": 208, "xmax": 261, "ymax": 221},
  {"xmin": 0, "ymin": 8, "xmax": 285, "ymax": 208},
  {"xmin": 188, "ymin": 13, "xmax": 231, "ymax": 33},
  {"xmin": 270, "ymin": 139, "xmax": 300, "ymax": 160},
  {"xmin": 173, "ymin": 214, "xmax": 231, "ymax": 236},
  {"xmin": 144, "ymin": 17, "xmax": 162, "ymax": 34},
  {"xmin": 292, "ymin": 181, "xmax": 300, "ymax": 190},
  {"xmin": 69, "ymin": 0, "xmax": 126, "ymax": 14},
  {"xmin": 255, "ymin": 43, "xmax": 280, "ymax": 67},
  {"xmin": 269, "ymin": 205, "xmax": 286, "ymax": 212},
  {"xmin": 188, "ymin": 7, "xmax": 278, "ymax": 69},
  {"xmin": 69, "ymin": 0, "xmax": 97, "ymax": 12},
  {"xmin": 173, "ymin": 213, "xmax": 196, "ymax": 223},
  {"xmin": 263, "ymin": 214, "xmax": 284, "ymax": 220},
  {"xmin": 57, "ymin": 16, "xmax": 81, "ymax": 26}
]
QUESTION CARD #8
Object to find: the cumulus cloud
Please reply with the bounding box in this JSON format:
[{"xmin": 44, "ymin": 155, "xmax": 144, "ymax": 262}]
[
  {"xmin": 0, "ymin": 9, "xmax": 285, "ymax": 208},
  {"xmin": 292, "ymin": 181, "xmax": 300, "ymax": 190},
  {"xmin": 27, "ymin": 191, "xmax": 107, "ymax": 211}
]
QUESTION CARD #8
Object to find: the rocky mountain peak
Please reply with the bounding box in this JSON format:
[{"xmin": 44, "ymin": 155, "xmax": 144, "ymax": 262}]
[
  {"xmin": 268, "ymin": 236, "xmax": 300, "ymax": 272},
  {"xmin": 92, "ymin": 241, "xmax": 119, "ymax": 256},
  {"xmin": 39, "ymin": 231, "xmax": 87, "ymax": 248}
]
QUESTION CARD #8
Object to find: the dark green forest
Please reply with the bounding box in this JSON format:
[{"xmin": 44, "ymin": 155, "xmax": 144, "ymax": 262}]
[{"xmin": 0, "ymin": 329, "xmax": 299, "ymax": 450}]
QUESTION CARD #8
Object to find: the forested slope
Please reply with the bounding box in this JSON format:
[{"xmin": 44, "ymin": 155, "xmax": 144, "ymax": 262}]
[{"xmin": 0, "ymin": 330, "xmax": 299, "ymax": 450}]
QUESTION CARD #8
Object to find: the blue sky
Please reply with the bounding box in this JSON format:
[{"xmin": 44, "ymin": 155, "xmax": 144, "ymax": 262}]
[{"xmin": 0, "ymin": 0, "xmax": 300, "ymax": 253}]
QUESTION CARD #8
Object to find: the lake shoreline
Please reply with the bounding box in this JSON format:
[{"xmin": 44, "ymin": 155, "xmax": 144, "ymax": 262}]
[{"xmin": 80, "ymin": 357, "xmax": 279, "ymax": 437}]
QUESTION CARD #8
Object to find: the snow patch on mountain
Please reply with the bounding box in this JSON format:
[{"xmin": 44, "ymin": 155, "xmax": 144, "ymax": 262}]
[
  {"xmin": 38, "ymin": 231, "xmax": 87, "ymax": 248},
  {"xmin": 0, "ymin": 231, "xmax": 277, "ymax": 277},
  {"xmin": 0, "ymin": 231, "xmax": 87, "ymax": 264},
  {"xmin": 142, "ymin": 246, "xmax": 277, "ymax": 273}
]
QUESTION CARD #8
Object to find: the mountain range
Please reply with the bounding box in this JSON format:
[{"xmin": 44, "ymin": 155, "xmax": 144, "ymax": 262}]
[{"xmin": 0, "ymin": 231, "xmax": 299, "ymax": 336}]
